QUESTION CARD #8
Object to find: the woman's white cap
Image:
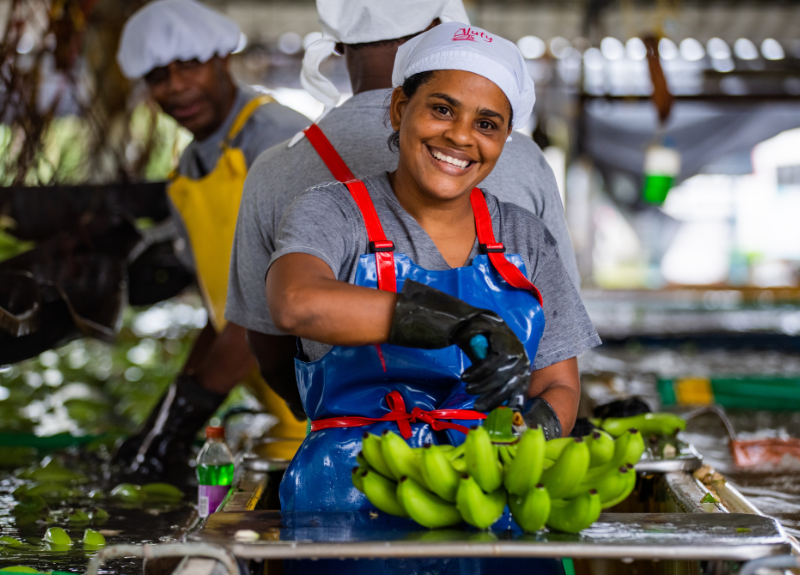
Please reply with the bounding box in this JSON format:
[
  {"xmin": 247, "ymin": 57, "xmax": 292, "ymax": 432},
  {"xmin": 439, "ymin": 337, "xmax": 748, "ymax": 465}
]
[
  {"xmin": 302, "ymin": 0, "xmax": 469, "ymax": 119},
  {"xmin": 117, "ymin": 0, "xmax": 241, "ymax": 80},
  {"xmin": 392, "ymin": 22, "xmax": 535, "ymax": 128}
]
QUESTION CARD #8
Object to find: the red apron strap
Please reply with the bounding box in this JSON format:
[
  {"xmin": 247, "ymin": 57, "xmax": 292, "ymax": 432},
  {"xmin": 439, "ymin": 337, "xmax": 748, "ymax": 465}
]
[
  {"xmin": 303, "ymin": 124, "xmax": 356, "ymax": 183},
  {"xmin": 343, "ymin": 180, "xmax": 397, "ymax": 294},
  {"xmin": 303, "ymin": 123, "xmax": 394, "ymax": 371},
  {"xmin": 469, "ymin": 188, "xmax": 544, "ymax": 307}
]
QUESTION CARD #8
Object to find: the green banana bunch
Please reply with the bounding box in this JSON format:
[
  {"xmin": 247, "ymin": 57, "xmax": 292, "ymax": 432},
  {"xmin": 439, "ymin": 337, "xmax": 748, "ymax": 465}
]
[
  {"xmin": 455, "ymin": 474, "xmax": 507, "ymax": 529},
  {"xmin": 586, "ymin": 430, "xmax": 615, "ymax": 466},
  {"xmin": 361, "ymin": 469, "xmax": 407, "ymax": 517},
  {"xmin": 420, "ymin": 444, "xmax": 460, "ymax": 502},
  {"xmin": 508, "ymin": 483, "xmax": 550, "ymax": 533},
  {"xmin": 503, "ymin": 426, "xmax": 545, "ymax": 496},
  {"xmin": 540, "ymin": 437, "xmax": 590, "ymax": 499},
  {"xmin": 564, "ymin": 465, "xmax": 628, "ymax": 505},
  {"xmin": 380, "ymin": 431, "xmax": 426, "ymax": 485},
  {"xmin": 465, "ymin": 426, "xmax": 503, "ymax": 493},
  {"xmin": 546, "ymin": 489, "xmax": 601, "ymax": 533},
  {"xmin": 362, "ymin": 433, "xmax": 394, "ymax": 478},
  {"xmin": 396, "ymin": 476, "xmax": 462, "ymax": 528},
  {"xmin": 597, "ymin": 412, "xmax": 686, "ymax": 438}
]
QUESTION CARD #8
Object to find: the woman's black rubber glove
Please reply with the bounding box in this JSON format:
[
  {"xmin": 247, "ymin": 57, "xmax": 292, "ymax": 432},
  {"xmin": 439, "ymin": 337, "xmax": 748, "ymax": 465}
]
[{"xmin": 387, "ymin": 280, "xmax": 531, "ymax": 411}]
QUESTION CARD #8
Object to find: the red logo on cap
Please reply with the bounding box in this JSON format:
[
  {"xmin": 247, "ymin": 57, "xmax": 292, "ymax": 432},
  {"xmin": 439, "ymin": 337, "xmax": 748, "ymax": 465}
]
[{"xmin": 452, "ymin": 27, "xmax": 493, "ymax": 43}]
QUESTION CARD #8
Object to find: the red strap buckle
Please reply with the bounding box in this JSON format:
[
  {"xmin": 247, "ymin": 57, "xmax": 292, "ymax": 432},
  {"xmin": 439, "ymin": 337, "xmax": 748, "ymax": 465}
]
[
  {"xmin": 479, "ymin": 243, "xmax": 506, "ymax": 254},
  {"xmin": 370, "ymin": 240, "xmax": 395, "ymax": 253},
  {"xmin": 310, "ymin": 391, "xmax": 486, "ymax": 440}
]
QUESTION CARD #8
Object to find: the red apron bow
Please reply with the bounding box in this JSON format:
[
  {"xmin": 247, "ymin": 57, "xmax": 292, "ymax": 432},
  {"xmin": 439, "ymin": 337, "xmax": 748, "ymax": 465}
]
[{"xmin": 310, "ymin": 390, "xmax": 486, "ymax": 440}]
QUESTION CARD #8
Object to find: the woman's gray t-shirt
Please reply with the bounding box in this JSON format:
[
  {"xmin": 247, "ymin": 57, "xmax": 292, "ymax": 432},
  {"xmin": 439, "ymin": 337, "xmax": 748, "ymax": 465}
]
[{"xmin": 270, "ymin": 172, "xmax": 600, "ymax": 367}]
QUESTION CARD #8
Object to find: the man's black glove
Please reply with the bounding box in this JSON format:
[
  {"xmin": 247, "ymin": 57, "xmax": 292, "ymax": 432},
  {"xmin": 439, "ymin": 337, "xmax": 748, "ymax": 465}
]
[
  {"xmin": 388, "ymin": 280, "xmax": 530, "ymax": 411},
  {"xmin": 113, "ymin": 374, "xmax": 226, "ymax": 485}
]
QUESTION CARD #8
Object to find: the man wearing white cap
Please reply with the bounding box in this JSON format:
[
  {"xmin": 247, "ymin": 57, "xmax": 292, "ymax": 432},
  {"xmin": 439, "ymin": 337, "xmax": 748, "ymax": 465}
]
[
  {"xmin": 227, "ymin": 0, "xmax": 581, "ymax": 404},
  {"xmin": 114, "ymin": 0, "xmax": 309, "ymax": 483}
]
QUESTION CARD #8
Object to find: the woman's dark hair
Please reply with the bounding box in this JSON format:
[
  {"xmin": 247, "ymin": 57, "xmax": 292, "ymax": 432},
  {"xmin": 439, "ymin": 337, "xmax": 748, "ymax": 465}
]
[
  {"xmin": 385, "ymin": 71, "xmax": 513, "ymax": 152},
  {"xmin": 386, "ymin": 71, "xmax": 437, "ymax": 152}
]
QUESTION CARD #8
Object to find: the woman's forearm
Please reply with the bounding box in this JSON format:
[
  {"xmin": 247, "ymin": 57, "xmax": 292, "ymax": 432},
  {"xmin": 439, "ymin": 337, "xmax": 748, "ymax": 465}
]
[
  {"xmin": 528, "ymin": 357, "xmax": 581, "ymax": 436},
  {"xmin": 267, "ymin": 253, "xmax": 399, "ymax": 346}
]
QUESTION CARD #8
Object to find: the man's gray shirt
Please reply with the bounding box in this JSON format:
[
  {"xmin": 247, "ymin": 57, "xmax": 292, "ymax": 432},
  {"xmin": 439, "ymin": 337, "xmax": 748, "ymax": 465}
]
[
  {"xmin": 226, "ymin": 88, "xmax": 580, "ymax": 334},
  {"xmin": 270, "ymin": 173, "xmax": 600, "ymax": 366},
  {"xmin": 170, "ymin": 85, "xmax": 309, "ymax": 271}
]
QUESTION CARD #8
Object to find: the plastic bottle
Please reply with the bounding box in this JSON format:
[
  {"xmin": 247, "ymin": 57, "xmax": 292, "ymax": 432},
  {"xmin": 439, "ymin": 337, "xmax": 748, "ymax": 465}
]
[{"xmin": 196, "ymin": 426, "xmax": 234, "ymax": 518}]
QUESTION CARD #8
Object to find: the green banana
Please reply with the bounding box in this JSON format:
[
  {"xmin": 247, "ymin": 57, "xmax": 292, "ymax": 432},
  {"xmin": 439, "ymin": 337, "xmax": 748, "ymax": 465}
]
[
  {"xmin": 362, "ymin": 433, "xmax": 393, "ymax": 478},
  {"xmin": 420, "ymin": 444, "xmax": 460, "ymax": 502},
  {"xmin": 620, "ymin": 429, "xmax": 645, "ymax": 466},
  {"xmin": 380, "ymin": 431, "xmax": 425, "ymax": 484},
  {"xmin": 352, "ymin": 467, "xmax": 366, "ymax": 493},
  {"xmin": 600, "ymin": 465, "xmax": 637, "ymax": 509},
  {"xmin": 544, "ymin": 437, "xmax": 572, "ymax": 460},
  {"xmin": 361, "ymin": 469, "xmax": 407, "ymax": 517},
  {"xmin": 586, "ymin": 489, "xmax": 602, "ymax": 526},
  {"xmin": 396, "ymin": 476, "xmax": 462, "ymax": 529},
  {"xmin": 446, "ymin": 443, "xmax": 466, "ymax": 461},
  {"xmin": 455, "ymin": 475, "xmax": 507, "ymax": 529},
  {"xmin": 450, "ymin": 456, "xmax": 467, "ymax": 473},
  {"xmin": 356, "ymin": 451, "xmax": 369, "ymax": 468},
  {"xmin": 547, "ymin": 490, "xmax": 597, "ymax": 533},
  {"xmin": 465, "ymin": 426, "xmax": 502, "ymax": 493},
  {"xmin": 508, "ymin": 483, "xmax": 550, "ymax": 533},
  {"xmin": 564, "ymin": 463, "xmax": 619, "ymax": 501},
  {"xmin": 583, "ymin": 429, "xmax": 644, "ymax": 483},
  {"xmin": 504, "ymin": 426, "xmax": 545, "ymax": 496},
  {"xmin": 540, "ymin": 437, "xmax": 590, "ymax": 499},
  {"xmin": 599, "ymin": 412, "xmax": 686, "ymax": 437},
  {"xmin": 586, "ymin": 430, "xmax": 615, "ymax": 467}
]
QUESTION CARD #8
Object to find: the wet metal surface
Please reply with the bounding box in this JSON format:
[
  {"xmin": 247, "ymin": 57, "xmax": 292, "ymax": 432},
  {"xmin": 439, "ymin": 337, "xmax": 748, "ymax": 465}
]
[{"xmin": 188, "ymin": 510, "xmax": 791, "ymax": 561}]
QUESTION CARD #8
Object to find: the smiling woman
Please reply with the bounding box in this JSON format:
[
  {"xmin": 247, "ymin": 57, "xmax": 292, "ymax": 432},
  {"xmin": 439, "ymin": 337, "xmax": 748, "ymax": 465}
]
[{"xmin": 265, "ymin": 22, "xmax": 600, "ymax": 526}]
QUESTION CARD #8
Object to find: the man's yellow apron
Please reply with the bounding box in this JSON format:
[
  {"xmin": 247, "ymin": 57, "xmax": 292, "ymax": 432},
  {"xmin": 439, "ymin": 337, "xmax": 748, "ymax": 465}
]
[{"xmin": 168, "ymin": 95, "xmax": 305, "ymax": 460}]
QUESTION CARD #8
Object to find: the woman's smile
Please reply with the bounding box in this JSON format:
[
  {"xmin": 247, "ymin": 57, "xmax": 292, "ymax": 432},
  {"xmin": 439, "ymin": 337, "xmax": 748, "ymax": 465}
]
[{"xmin": 425, "ymin": 144, "xmax": 477, "ymax": 174}]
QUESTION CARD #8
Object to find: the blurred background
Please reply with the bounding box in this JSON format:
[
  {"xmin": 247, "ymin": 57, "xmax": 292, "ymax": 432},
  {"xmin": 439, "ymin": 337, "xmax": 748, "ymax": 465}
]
[{"xmin": 1, "ymin": 0, "xmax": 800, "ymax": 567}]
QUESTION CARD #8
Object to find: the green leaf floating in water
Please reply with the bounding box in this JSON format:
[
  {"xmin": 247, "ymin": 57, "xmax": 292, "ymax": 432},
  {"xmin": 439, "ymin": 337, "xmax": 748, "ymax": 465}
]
[
  {"xmin": 26, "ymin": 483, "xmax": 77, "ymax": 503},
  {"xmin": 14, "ymin": 494, "xmax": 47, "ymax": 514},
  {"xmin": 89, "ymin": 508, "xmax": 109, "ymax": 524},
  {"xmin": 44, "ymin": 527, "xmax": 71, "ymax": 546},
  {"xmin": 110, "ymin": 483, "xmax": 143, "ymax": 503},
  {"xmin": 18, "ymin": 459, "xmax": 86, "ymax": 483},
  {"xmin": 82, "ymin": 529, "xmax": 106, "ymax": 548},
  {"xmin": 0, "ymin": 537, "xmax": 23, "ymax": 547},
  {"xmin": 141, "ymin": 483, "xmax": 184, "ymax": 502},
  {"xmin": 68, "ymin": 509, "xmax": 91, "ymax": 524}
]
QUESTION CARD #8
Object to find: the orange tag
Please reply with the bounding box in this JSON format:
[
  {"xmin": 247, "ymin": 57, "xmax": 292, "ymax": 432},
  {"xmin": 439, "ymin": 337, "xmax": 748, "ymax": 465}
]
[{"xmin": 675, "ymin": 377, "xmax": 714, "ymax": 405}]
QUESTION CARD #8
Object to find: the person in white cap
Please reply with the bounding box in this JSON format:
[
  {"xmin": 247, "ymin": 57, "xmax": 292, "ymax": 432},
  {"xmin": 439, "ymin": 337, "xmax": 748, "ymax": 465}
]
[
  {"xmin": 113, "ymin": 0, "xmax": 310, "ymax": 484},
  {"xmin": 265, "ymin": 22, "xmax": 598, "ymax": 574},
  {"xmin": 226, "ymin": 0, "xmax": 581, "ymax": 423}
]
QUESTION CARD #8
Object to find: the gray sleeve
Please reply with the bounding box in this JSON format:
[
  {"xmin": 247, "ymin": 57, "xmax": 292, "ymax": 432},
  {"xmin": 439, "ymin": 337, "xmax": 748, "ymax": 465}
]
[
  {"xmin": 268, "ymin": 184, "xmax": 359, "ymax": 279},
  {"xmin": 529, "ymin": 228, "xmax": 601, "ymax": 370},
  {"xmin": 225, "ymin": 162, "xmax": 282, "ymax": 334}
]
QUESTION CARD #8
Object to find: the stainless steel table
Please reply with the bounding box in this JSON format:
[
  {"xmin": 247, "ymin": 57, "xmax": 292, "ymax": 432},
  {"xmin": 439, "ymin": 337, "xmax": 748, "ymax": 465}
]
[{"xmin": 189, "ymin": 510, "xmax": 791, "ymax": 562}]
